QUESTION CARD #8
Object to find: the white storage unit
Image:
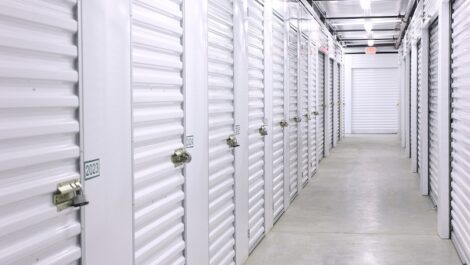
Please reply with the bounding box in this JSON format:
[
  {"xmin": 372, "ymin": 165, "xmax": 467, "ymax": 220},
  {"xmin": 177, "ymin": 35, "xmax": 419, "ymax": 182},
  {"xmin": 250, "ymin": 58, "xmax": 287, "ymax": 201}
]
[
  {"xmin": 300, "ymin": 34, "xmax": 309, "ymax": 187},
  {"xmin": 317, "ymin": 52, "xmax": 326, "ymax": 161},
  {"xmin": 328, "ymin": 58, "xmax": 334, "ymax": 149},
  {"xmin": 207, "ymin": 0, "xmax": 237, "ymax": 264},
  {"xmin": 351, "ymin": 68, "xmax": 399, "ymax": 133},
  {"xmin": 341, "ymin": 64, "xmax": 345, "ymax": 138},
  {"xmin": 247, "ymin": 0, "xmax": 265, "ymax": 251},
  {"xmin": 428, "ymin": 19, "xmax": 439, "ymax": 206},
  {"xmin": 308, "ymin": 41, "xmax": 318, "ymax": 176},
  {"xmin": 0, "ymin": 1, "xmax": 83, "ymax": 264},
  {"xmin": 131, "ymin": 1, "xmax": 187, "ymax": 264},
  {"xmin": 416, "ymin": 41, "xmax": 422, "ymax": 175},
  {"xmin": 271, "ymin": 11, "xmax": 286, "ymax": 222},
  {"xmin": 288, "ymin": 24, "xmax": 299, "ymax": 200},
  {"xmin": 335, "ymin": 62, "xmax": 341, "ymax": 143},
  {"xmin": 450, "ymin": 0, "xmax": 470, "ymax": 262}
]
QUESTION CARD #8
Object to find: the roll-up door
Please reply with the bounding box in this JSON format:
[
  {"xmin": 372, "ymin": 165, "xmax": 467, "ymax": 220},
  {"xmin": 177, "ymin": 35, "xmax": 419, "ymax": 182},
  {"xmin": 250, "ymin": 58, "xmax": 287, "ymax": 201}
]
[
  {"xmin": 131, "ymin": 1, "xmax": 187, "ymax": 264},
  {"xmin": 328, "ymin": 59, "xmax": 334, "ymax": 150},
  {"xmin": 288, "ymin": 24, "xmax": 299, "ymax": 200},
  {"xmin": 300, "ymin": 34, "xmax": 309, "ymax": 187},
  {"xmin": 351, "ymin": 68, "xmax": 399, "ymax": 133},
  {"xmin": 428, "ymin": 19, "xmax": 439, "ymax": 206},
  {"xmin": 335, "ymin": 63, "xmax": 341, "ymax": 143},
  {"xmin": 208, "ymin": 0, "xmax": 237, "ymax": 264},
  {"xmin": 308, "ymin": 41, "xmax": 317, "ymax": 176},
  {"xmin": 450, "ymin": 0, "xmax": 470, "ymax": 262},
  {"xmin": 417, "ymin": 41, "xmax": 422, "ymax": 175},
  {"xmin": 247, "ymin": 0, "xmax": 265, "ymax": 251},
  {"xmin": 0, "ymin": 1, "xmax": 83, "ymax": 264},
  {"xmin": 317, "ymin": 52, "xmax": 326, "ymax": 161},
  {"xmin": 271, "ymin": 11, "xmax": 286, "ymax": 222}
]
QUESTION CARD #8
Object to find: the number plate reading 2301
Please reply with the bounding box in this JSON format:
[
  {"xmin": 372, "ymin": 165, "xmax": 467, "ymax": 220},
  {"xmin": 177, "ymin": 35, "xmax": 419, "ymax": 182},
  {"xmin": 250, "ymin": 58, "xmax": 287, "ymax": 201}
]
[{"xmin": 84, "ymin": 159, "xmax": 100, "ymax": 180}]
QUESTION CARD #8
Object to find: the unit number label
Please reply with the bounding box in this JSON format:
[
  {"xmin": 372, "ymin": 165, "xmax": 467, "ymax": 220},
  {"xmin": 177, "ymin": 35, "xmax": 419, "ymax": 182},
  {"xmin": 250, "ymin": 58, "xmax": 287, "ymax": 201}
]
[
  {"xmin": 185, "ymin": 135, "xmax": 194, "ymax": 148},
  {"xmin": 84, "ymin": 159, "xmax": 100, "ymax": 180},
  {"xmin": 234, "ymin": 125, "xmax": 241, "ymax": 135}
]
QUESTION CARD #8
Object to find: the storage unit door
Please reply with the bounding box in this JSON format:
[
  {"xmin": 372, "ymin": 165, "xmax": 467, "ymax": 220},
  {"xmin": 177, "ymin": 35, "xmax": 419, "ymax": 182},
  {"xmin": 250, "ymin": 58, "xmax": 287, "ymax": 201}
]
[
  {"xmin": 428, "ymin": 19, "xmax": 439, "ymax": 206},
  {"xmin": 288, "ymin": 24, "xmax": 299, "ymax": 200},
  {"xmin": 308, "ymin": 42, "xmax": 317, "ymax": 176},
  {"xmin": 131, "ymin": 1, "xmax": 187, "ymax": 264},
  {"xmin": 351, "ymin": 68, "xmax": 399, "ymax": 133},
  {"xmin": 341, "ymin": 65, "xmax": 346, "ymax": 138},
  {"xmin": 328, "ymin": 59, "xmax": 334, "ymax": 149},
  {"xmin": 247, "ymin": 0, "xmax": 265, "ymax": 251},
  {"xmin": 208, "ymin": 0, "xmax": 237, "ymax": 264},
  {"xmin": 271, "ymin": 12, "xmax": 285, "ymax": 221},
  {"xmin": 417, "ymin": 41, "xmax": 422, "ymax": 175},
  {"xmin": 450, "ymin": 1, "xmax": 470, "ymax": 262},
  {"xmin": 317, "ymin": 52, "xmax": 326, "ymax": 161},
  {"xmin": 336, "ymin": 63, "xmax": 341, "ymax": 143},
  {"xmin": 300, "ymin": 34, "xmax": 309, "ymax": 187},
  {"xmin": 0, "ymin": 1, "xmax": 83, "ymax": 264}
]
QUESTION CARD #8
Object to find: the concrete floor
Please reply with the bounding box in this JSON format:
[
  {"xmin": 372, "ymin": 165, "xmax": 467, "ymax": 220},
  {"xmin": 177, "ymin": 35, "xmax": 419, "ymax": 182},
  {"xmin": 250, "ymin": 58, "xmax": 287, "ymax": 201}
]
[{"xmin": 245, "ymin": 135, "xmax": 462, "ymax": 265}]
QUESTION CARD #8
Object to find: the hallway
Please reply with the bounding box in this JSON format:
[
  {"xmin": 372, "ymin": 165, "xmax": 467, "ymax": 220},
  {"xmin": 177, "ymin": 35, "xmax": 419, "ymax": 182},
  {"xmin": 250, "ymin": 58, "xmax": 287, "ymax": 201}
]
[{"xmin": 246, "ymin": 135, "xmax": 462, "ymax": 265}]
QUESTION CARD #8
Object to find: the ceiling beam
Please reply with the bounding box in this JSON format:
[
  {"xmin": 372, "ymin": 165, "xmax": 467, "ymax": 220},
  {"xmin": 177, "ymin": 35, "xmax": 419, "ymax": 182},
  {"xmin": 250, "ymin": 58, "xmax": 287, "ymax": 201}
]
[
  {"xmin": 334, "ymin": 29, "xmax": 400, "ymax": 32},
  {"xmin": 326, "ymin": 15, "xmax": 405, "ymax": 20},
  {"xmin": 345, "ymin": 43, "xmax": 396, "ymax": 47},
  {"xmin": 341, "ymin": 38, "xmax": 397, "ymax": 41}
]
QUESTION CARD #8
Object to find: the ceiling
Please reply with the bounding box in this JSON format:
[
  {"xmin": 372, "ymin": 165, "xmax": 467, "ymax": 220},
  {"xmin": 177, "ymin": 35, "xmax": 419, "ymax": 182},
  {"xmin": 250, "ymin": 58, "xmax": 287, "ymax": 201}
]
[{"xmin": 308, "ymin": 0, "xmax": 413, "ymax": 50}]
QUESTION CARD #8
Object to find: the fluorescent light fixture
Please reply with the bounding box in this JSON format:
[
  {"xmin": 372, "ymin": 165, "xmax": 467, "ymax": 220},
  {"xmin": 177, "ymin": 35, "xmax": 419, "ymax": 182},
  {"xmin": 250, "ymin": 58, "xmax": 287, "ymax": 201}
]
[
  {"xmin": 331, "ymin": 19, "xmax": 401, "ymax": 26},
  {"xmin": 360, "ymin": 0, "xmax": 371, "ymax": 10},
  {"xmin": 364, "ymin": 21, "xmax": 373, "ymax": 32},
  {"xmin": 368, "ymin": 39, "xmax": 375, "ymax": 46}
]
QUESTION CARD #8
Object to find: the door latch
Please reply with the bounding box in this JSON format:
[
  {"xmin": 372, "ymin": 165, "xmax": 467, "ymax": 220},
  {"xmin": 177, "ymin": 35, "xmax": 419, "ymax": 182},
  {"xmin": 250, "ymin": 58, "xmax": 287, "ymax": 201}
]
[
  {"xmin": 227, "ymin": 135, "xmax": 240, "ymax": 148},
  {"xmin": 312, "ymin": 111, "xmax": 319, "ymax": 116},
  {"xmin": 259, "ymin": 125, "xmax": 268, "ymax": 136},
  {"xmin": 171, "ymin": 148, "xmax": 192, "ymax": 167},
  {"xmin": 280, "ymin": 120, "xmax": 288, "ymax": 128},
  {"xmin": 304, "ymin": 114, "xmax": 311, "ymax": 120},
  {"xmin": 53, "ymin": 179, "xmax": 89, "ymax": 211},
  {"xmin": 294, "ymin": 116, "xmax": 302, "ymax": 123}
]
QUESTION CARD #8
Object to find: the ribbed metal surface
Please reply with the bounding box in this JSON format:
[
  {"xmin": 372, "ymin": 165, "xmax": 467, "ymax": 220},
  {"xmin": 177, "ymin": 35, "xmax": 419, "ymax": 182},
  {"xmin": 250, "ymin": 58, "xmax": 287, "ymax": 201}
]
[
  {"xmin": 308, "ymin": 42, "xmax": 317, "ymax": 175},
  {"xmin": 317, "ymin": 52, "xmax": 325, "ymax": 160},
  {"xmin": 272, "ymin": 12, "xmax": 285, "ymax": 221},
  {"xmin": 300, "ymin": 34, "xmax": 309, "ymax": 187},
  {"xmin": 208, "ymin": 0, "xmax": 236, "ymax": 264},
  {"xmin": 335, "ymin": 63, "xmax": 341, "ymax": 143},
  {"xmin": 247, "ymin": 0, "xmax": 265, "ymax": 251},
  {"xmin": 450, "ymin": 1, "xmax": 470, "ymax": 263},
  {"xmin": 288, "ymin": 24, "xmax": 299, "ymax": 200},
  {"xmin": 328, "ymin": 59, "xmax": 334, "ymax": 149},
  {"xmin": 428, "ymin": 19, "xmax": 439, "ymax": 206},
  {"xmin": 341, "ymin": 64, "xmax": 345, "ymax": 138},
  {"xmin": 131, "ymin": 1, "xmax": 186, "ymax": 264},
  {"xmin": 417, "ymin": 41, "xmax": 422, "ymax": 175},
  {"xmin": 0, "ymin": 1, "xmax": 82, "ymax": 264},
  {"xmin": 351, "ymin": 68, "xmax": 399, "ymax": 133}
]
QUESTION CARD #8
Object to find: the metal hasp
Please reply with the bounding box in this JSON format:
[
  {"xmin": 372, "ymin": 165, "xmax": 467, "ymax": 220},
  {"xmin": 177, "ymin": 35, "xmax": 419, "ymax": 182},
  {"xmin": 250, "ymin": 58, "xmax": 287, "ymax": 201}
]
[
  {"xmin": 304, "ymin": 114, "xmax": 311, "ymax": 121},
  {"xmin": 226, "ymin": 135, "xmax": 240, "ymax": 148},
  {"xmin": 259, "ymin": 125, "xmax": 268, "ymax": 136},
  {"xmin": 53, "ymin": 179, "xmax": 89, "ymax": 211},
  {"xmin": 171, "ymin": 148, "xmax": 192, "ymax": 167},
  {"xmin": 280, "ymin": 120, "xmax": 288, "ymax": 128},
  {"xmin": 294, "ymin": 116, "xmax": 302, "ymax": 123},
  {"xmin": 313, "ymin": 111, "xmax": 319, "ymax": 116}
]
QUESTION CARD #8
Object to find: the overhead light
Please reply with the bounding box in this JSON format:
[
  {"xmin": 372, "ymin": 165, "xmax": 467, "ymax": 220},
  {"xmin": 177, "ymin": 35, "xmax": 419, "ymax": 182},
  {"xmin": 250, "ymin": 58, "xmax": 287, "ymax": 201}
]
[
  {"xmin": 364, "ymin": 21, "xmax": 373, "ymax": 32},
  {"xmin": 368, "ymin": 39, "xmax": 375, "ymax": 46},
  {"xmin": 360, "ymin": 0, "xmax": 371, "ymax": 10}
]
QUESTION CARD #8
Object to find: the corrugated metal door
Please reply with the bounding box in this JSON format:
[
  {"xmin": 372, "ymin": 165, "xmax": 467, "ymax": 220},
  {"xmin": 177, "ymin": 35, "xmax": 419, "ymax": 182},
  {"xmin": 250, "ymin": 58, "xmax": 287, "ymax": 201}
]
[
  {"xmin": 351, "ymin": 68, "xmax": 399, "ymax": 133},
  {"xmin": 271, "ymin": 11, "xmax": 285, "ymax": 221},
  {"xmin": 328, "ymin": 59, "xmax": 334, "ymax": 149},
  {"xmin": 288, "ymin": 24, "xmax": 299, "ymax": 200},
  {"xmin": 247, "ymin": 0, "xmax": 265, "ymax": 251},
  {"xmin": 417, "ymin": 41, "xmax": 422, "ymax": 175},
  {"xmin": 428, "ymin": 19, "xmax": 439, "ymax": 206},
  {"xmin": 308, "ymin": 42, "xmax": 317, "ymax": 176},
  {"xmin": 131, "ymin": 1, "xmax": 187, "ymax": 264},
  {"xmin": 450, "ymin": 0, "xmax": 470, "ymax": 262},
  {"xmin": 208, "ymin": 0, "xmax": 237, "ymax": 264},
  {"xmin": 300, "ymin": 34, "xmax": 309, "ymax": 187},
  {"xmin": 335, "ymin": 63, "xmax": 341, "ymax": 143},
  {"xmin": 317, "ymin": 52, "xmax": 325, "ymax": 161},
  {"xmin": 0, "ymin": 1, "xmax": 83, "ymax": 264}
]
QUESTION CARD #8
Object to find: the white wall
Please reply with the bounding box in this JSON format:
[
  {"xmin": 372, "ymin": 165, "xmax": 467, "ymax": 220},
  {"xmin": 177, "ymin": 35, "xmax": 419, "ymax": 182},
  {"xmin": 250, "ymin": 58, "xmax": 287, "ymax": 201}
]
[{"xmin": 344, "ymin": 54, "xmax": 399, "ymax": 134}]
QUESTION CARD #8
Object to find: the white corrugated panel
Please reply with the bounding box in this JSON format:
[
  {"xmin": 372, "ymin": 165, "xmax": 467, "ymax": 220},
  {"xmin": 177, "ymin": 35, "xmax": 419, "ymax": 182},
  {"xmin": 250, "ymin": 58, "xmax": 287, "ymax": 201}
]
[
  {"xmin": 341, "ymin": 64, "xmax": 345, "ymax": 138},
  {"xmin": 428, "ymin": 19, "xmax": 439, "ymax": 206},
  {"xmin": 317, "ymin": 52, "xmax": 325, "ymax": 161},
  {"xmin": 208, "ymin": 0, "xmax": 236, "ymax": 264},
  {"xmin": 308, "ymin": 41, "xmax": 317, "ymax": 175},
  {"xmin": 450, "ymin": 0, "xmax": 470, "ymax": 262},
  {"xmin": 417, "ymin": 41, "xmax": 422, "ymax": 175},
  {"xmin": 335, "ymin": 62, "xmax": 341, "ymax": 143},
  {"xmin": 328, "ymin": 59, "xmax": 334, "ymax": 149},
  {"xmin": 131, "ymin": 1, "xmax": 186, "ymax": 264},
  {"xmin": 247, "ymin": 0, "xmax": 265, "ymax": 251},
  {"xmin": 351, "ymin": 68, "xmax": 399, "ymax": 133},
  {"xmin": 288, "ymin": 24, "xmax": 299, "ymax": 200},
  {"xmin": 300, "ymin": 34, "xmax": 309, "ymax": 187},
  {"xmin": 271, "ymin": 12, "xmax": 285, "ymax": 221},
  {"xmin": 0, "ymin": 1, "xmax": 82, "ymax": 264}
]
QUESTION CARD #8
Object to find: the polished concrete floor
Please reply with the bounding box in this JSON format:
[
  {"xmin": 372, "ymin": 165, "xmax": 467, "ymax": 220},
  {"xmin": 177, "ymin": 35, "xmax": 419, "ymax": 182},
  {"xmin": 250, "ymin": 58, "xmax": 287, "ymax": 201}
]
[{"xmin": 245, "ymin": 135, "xmax": 462, "ymax": 265}]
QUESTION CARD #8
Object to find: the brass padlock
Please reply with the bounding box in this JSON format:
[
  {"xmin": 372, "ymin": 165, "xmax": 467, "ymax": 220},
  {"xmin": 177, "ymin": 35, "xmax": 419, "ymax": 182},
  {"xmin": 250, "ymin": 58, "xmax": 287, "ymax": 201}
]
[
  {"xmin": 171, "ymin": 148, "xmax": 192, "ymax": 167},
  {"xmin": 53, "ymin": 179, "xmax": 89, "ymax": 211},
  {"xmin": 313, "ymin": 111, "xmax": 319, "ymax": 116},
  {"xmin": 259, "ymin": 125, "xmax": 268, "ymax": 136},
  {"xmin": 227, "ymin": 135, "xmax": 240, "ymax": 148},
  {"xmin": 294, "ymin": 116, "xmax": 302, "ymax": 123},
  {"xmin": 280, "ymin": 120, "xmax": 288, "ymax": 128}
]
